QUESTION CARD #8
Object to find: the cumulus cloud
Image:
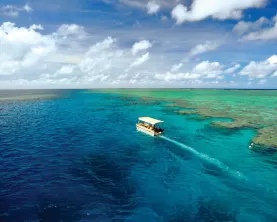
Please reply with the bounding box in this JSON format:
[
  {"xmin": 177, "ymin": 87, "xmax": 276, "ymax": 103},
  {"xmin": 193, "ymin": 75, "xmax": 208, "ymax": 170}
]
[
  {"xmin": 171, "ymin": 4, "xmax": 189, "ymax": 24},
  {"xmin": 240, "ymin": 55, "xmax": 277, "ymax": 78},
  {"xmin": 268, "ymin": 55, "xmax": 277, "ymax": 64},
  {"xmin": 155, "ymin": 60, "xmax": 224, "ymax": 81},
  {"xmin": 0, "ymin": 22, "xmax": 159, "ymax": 88},
  {"xmin": 193, "ymin": 61, "xmax": 223, "ymax": 78},
  {"xmin": 117, "ymin": 0, "xmax": 168, "ymax": 14},
  {"xmin": 1, "ymin": 21, "xmax": 275, "ymax": 88},
  {"xmin": 224, "ymin": 64, "xmax": 241, "ymax": 74},
  {"xmin": 0, "ymin": 22, "xmax": 56, "ymax": 76},
  {"xmin": 30, "ymin": 24, "xmax": 44, "ymax": 31},
  {"xmin": 56, "ymin": 24, "xmax": 88, "ymax": 40},
  {"xmin": 118, "ymin": 0, "xmax": 180, "ymax": 9},
  {"xmin": 155, "ymin": 72, "xmax": 201, "ymax": 81},
  {"xmin": 233, "ymin": 17, "xmax": 269, "ymax": 34},
  {"xmin": 77, "ymin": 36, "xmax": 133, "ymax": 83},
  {"xmin": 56, "ymin": 65, "xmax": 75, "ymax": 75},
  {"xmin": 130, "ymin": 52, "xmax": 150, "ymax": 67},
  {"xmin": 147, "ymin": 1, "xmax": 160, "ymax": 14},
  {"xmin": 189, "ymin": 41, "xmax": 219, "ymax": 57},
  {"xmin": 170, "ymin": 63, "xmax": 183, "ymax": 72},
  {"xmin": 0, "ymin": 22, "xmax": 97, "ymax": 82},
  {"xmin": 171, "ymin": 0, "xmax": 266, "ymax": 24},
  {"xmin": 131, "ymin": 40, "xmax": 152, "ymax": 55},
  {"xmin": 242, "ymin": 14, "xmax": 277, "ymax": 40},
  {"xmin": 85, "ymin": 36, "xmax": 116, "ymax": 55},
  {"xmin": 78, "ymin": 36, "xmax": 122, "ymax": 79},
  {"xmin": 0, "ymin": 4, "xmax": 32, "ymax": 17}
]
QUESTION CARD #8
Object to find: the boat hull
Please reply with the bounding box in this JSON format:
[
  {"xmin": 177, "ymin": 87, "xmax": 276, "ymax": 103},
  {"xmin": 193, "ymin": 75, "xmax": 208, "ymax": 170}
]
[{"xmin": 136, "ymin": 125, "xmax": 162, "ymax": 136}]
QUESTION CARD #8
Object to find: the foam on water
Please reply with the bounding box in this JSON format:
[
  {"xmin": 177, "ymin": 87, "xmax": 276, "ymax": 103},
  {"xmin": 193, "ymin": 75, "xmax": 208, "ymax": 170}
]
[{"xmin": 160, "ymin": 135, "xmax": 247, "ymax": 181}]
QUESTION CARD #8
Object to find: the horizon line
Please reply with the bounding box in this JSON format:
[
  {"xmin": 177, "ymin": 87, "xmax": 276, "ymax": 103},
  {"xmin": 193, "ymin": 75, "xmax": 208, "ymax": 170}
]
[{"xmin": 0, "ymin": 87, "xmax": 277, "ymax": 90}]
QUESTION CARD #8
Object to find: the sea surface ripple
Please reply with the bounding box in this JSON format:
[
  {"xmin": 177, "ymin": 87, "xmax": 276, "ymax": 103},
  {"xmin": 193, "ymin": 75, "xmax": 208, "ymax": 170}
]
[{"xmin": 1, "ymin": 90, "xmax": 277, "ymax": 222}]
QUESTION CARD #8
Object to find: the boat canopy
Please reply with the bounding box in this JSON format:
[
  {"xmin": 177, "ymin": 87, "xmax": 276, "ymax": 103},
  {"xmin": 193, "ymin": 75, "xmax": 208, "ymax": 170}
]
[{"xmin": 139, "ymin": 117, "xmax": 164, "ymax": 125}]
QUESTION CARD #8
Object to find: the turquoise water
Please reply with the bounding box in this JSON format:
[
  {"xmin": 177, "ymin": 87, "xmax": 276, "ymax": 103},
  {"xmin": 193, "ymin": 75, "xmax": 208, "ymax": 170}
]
[{"xmin": 1, "ymin": 90, "xmax": 277, "ymax": 221}]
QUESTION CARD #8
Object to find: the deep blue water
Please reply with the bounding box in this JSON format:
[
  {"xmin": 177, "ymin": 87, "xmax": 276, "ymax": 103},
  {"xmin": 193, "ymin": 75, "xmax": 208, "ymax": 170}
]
[{"xmin": 1, "ymin": 90, "xmax": 277, "ymax": 222}]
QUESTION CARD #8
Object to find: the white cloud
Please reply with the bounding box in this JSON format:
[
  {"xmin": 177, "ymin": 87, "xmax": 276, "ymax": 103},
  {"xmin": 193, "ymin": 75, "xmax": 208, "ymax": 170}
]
[
  {"xmin": 130, "ymin": 52, "xmax": 150, "ymax": 67},
  {"xmin": 78, "ymin": 36, "xmax": 124, "ymax": 78},
  {"xmin": 75, "ymin": 37, "xmax": 154, "ymax": 85},
  {"xmin": 155, "ymin": 60, "xmax": 224, "ymax": 82},
  {"xmin": 30, "ymin": 24, "xmax": 44, "ymax": 31},
  {"xmin": 85, "ymin": 36, "xmax": 116, "ymax": 55},
  {"xmin": 1, "ymin": 21, "xmax": 276, "ymax": 89},
  {"xmin": 0, "ymin": 22, "xmax": 161, "ymax": 88},
  {"xmin": 155, "ymin": 72, "xmax": 201, "ymax": 81},
  {"xmin": 258, "ymin": 79, "xmax": 267, "ymax": 84},
  {"xmin": 171, "ymin": 4, "xmax": 188, "ymax": 25},
  {"xmin": 242, "ymin": 14, "xmax": 277, "ymax": 40},
  {"xmin": 171, "ymin": 0, "xmax": 266, "ymax": 24},
  {"xmin": 240, "ymin": 55, "xmax": 277, "ymax": 78},
  {"xmin": 193, "ymin": 61, "xmax": 223, "ymax": 78},
  {"xmin": 0, "ymin": 22, "xmax": 117, "ymax": 85},
  {"xmin": 56, "ymin": 24, "xmax": 87, "ymax": 40},
  {"xmin": 147, "ymin": 1, "xmax": 160, "ymax": 14},
  {"xmin": 268, "ymin": 55, "xmax": 277, "ymax": 64},
  {"xmin": 119, "ymin": 0, "xmax": 145, "ymax": 9},
  {"xmin": 170, "ymin": 63, "xmax": 183, "ymax": 72},
  {"xmin": 57, "ymin": 65, "xmax": 75, "ymax": 75},
  {"xmin": 189, "ymin": 41, "xmax": 219, "ymax": 57},
  {"xmin": 57, "ymin": 24, "xmax": 83, "ymax": 35},
  {"xmin": 131, "ymin": 40, "xmax": 152, "ymax": 55},
  {"xmin": 0, "ymin": 22, "xmax": 56, "ymax": 75},
  {"xmin": 1, "ymin": 6, "xmax": 19, "ymax": 17},
  {"xmin": 0, "ymin": 4, "xmax": 33, "ymax": 17},
  {"xmin": 233, "ymin": 17, "xmax": 269, "ymax": 34},
  {"xmin": 118, "ymin": 0, "xmax": 180, "ymax": 12},
  {"xmin": 23, "ymin": 4, "xmax": 33, "ymax": 13},
  {"xmin": 224, "ymin": 64, "xmax": 241, "ymax": 74},
  {"xmin": 272, "ymin": 71, "xmax": 277, "ymax": 77}
]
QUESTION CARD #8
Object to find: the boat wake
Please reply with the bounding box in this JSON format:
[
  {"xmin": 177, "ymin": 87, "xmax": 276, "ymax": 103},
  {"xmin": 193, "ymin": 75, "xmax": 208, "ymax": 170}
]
[{"xmin": 160, "ymin": 135, "xmax": 247, "ymax": 181}]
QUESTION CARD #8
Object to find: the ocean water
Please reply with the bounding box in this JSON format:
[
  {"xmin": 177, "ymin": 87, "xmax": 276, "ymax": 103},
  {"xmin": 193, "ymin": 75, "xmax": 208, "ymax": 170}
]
[{"xmin": 1, "ymin": 90, "xmax": 277, "ymax": 222}]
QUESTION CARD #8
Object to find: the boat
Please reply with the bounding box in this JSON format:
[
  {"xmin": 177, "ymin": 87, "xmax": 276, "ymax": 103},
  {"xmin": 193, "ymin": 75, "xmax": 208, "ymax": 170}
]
[{"xmin": 136, "ymin": 117, "xmax": 164, "ymax": 136}]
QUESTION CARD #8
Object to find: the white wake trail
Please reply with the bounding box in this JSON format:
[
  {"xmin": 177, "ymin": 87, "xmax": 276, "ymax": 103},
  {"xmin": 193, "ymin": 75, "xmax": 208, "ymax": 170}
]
[{"xmin": 160, "ymin": 135, "xmax": 247, "ymax": 181}]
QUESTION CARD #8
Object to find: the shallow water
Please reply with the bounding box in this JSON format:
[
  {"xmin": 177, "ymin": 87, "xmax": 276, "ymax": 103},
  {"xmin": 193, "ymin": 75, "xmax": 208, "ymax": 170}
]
[
  {"xmin": 100, "ymin": 89, "xmax": 277, "ymax": 148},
  {"xmin": 1, "ymin": 90, "xmax": 277, "ymax": 221}
]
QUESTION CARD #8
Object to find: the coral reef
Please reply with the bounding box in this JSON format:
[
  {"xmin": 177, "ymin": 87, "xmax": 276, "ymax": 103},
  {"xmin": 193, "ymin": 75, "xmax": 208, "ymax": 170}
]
[
  {"xmin": 175, "ymin": 110, "xmax": 197, "ymax": 115},
  {"xmin": 211, "ymin": 120, "xmax": 256, "ymax": 130},
  {"xmin": 0, "ymin": 94, "xmax": 57, "ymax": 102},
  {"xmin": 252, "ymin": 127, "xmax": 277, "ymax": 149}
]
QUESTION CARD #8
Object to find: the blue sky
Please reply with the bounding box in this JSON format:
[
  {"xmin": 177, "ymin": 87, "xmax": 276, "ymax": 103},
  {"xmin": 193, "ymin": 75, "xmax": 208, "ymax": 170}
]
[{"xmin": 0, "ymin": 0, "xmax": 277, "ymax": 88}]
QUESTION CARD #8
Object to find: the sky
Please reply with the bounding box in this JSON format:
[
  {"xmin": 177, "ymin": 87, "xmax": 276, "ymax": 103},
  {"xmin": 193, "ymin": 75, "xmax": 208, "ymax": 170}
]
[{"xmin": 0, "ymin": 0, "xmax": 277, "ymax": 89}]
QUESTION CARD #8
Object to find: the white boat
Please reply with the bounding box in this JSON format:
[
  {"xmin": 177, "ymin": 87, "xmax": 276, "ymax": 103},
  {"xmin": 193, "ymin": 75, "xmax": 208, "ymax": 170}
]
[{"xmin": 136, "ymin": 117, "xmax": 164, "ymax": 136}]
